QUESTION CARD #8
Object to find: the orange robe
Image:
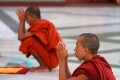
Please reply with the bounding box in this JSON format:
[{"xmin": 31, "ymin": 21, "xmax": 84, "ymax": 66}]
[
  {"xmin": 19, "ymin": 19, "xmax": 62, "ymax": 69},
  {"xmin": 72, "ymin": 55, "xmax": 116, "ymax": 80}
]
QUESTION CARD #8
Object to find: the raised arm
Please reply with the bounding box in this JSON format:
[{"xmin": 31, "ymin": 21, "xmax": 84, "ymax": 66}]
[
  {"xmin": 16, "ymin": 7, "xmax": 33, "ymax": 41},
  {"xmin": 56, "ymin": 42, "xmax": 71, "ymax": 80},
  {"xmin": 57, "ymin": 42, "xmax": 89, "ymax": 80}
]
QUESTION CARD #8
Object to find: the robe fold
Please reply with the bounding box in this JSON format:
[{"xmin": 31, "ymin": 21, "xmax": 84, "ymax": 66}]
[
  {"xmin": 72, "ymin": 55, "xmax": 116, "ymax": 80},
  {"xmin": 19, "ymin": 19, "xmax": 62, "ymax": 69}
]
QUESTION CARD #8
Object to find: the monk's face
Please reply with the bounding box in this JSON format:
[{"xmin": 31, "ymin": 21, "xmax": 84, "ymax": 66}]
[
  {"xmin": 25, "ymin": 12, "xmax": 36, "ymax": 25},
  {"xmin": 74, "ymin": 37, "xmax": 86, "ymax": 61}
]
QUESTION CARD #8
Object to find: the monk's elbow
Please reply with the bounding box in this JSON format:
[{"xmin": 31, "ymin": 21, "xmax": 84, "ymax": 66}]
[
  {"xmin": 18, "ymin": 37, "xmax": 22, "ymax": 41},
  {"xmin": 18, "ymin": 37, "xmax": 23, "ymax": 41}
]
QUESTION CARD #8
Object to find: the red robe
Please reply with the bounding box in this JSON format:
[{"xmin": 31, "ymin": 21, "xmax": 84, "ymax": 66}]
[
  {"xmin": 72, "ymin": 55, "xmax": 116, "ymax": 80},
  {"xmin": 19, "ymin": 19, "xmax": 62, "ymax": 69}
]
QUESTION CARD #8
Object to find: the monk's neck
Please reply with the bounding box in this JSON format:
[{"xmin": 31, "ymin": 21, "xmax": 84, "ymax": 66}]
[
  {"xmin": 34, "ymin": 18, "xmax": 40, "ymax": 22},
  {"xmin": 83, "ymin": 54, "xmax": 96, "ymax": 61}
]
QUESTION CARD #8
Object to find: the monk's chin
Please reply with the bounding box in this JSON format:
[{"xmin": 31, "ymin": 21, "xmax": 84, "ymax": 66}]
[{"xmin": 77, "ymin": 58, "xmax": 84, "ymax": 61}]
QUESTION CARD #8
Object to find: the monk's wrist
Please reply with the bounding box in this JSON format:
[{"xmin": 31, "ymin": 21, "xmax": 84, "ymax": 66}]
[
  {"xmin": 19, "ymin": 21, "xmax": 25, "ymax": 26},
  {"xmin": 59, "ymin": 59, "xmax": 67, "ymax": 64}
]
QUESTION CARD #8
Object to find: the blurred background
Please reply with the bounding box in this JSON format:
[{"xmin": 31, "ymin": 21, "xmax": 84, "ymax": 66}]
[{"xmin": 0, "ymin": 0, "xmax": 120, "ymax": 80}]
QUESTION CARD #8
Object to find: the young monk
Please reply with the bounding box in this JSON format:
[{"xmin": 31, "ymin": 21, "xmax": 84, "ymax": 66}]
[
  {"xmin": 57, "ymin": 33, "xmax": 116, "ymax": 80},
  {"xmin": 16, "ymin": 6, "xmax": 62, "ymax": 72}
]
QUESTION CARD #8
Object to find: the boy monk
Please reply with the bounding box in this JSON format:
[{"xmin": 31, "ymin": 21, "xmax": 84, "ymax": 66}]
[
  {"xmin": 16, "ymin": 6, "xmax": 62, "ymax": 72},
  {"xmin": 57, "ymin": 33, "xmax": 116, "ymax": 80}
]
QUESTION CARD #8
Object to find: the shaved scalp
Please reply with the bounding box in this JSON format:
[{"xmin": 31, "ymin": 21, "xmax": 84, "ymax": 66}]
[
  {"xmin": 79, "ymin": 33, "xmax": 100, "ymax": 54},
  {"xmin": 26, "ymin": 6, "xmax": 41, "ymax": 18}
]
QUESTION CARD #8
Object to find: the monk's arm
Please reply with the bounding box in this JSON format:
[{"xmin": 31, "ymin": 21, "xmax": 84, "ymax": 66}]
[
  {"xmin": 16, "ymin": 7, "xmax": 34, "ymax": 41},
  {"xmin": 67, "ymin": 74, "xmax": 89, "ymax": 80},
  {"xmin": 57, "ymin": 42, "xmax": 71, "ymax": 80},
  {"xmin": 18, "ymin": 22, "xmax": 34, "ymax": 41},
  {"xmin": 57, "ymin": 42, "xmax": 89, "ymax": 80},
  {"xmin": 59, "ymin": 59, "xmax": 71, "ymax": 80},
  {"xmin": 59, "ymin": 62, "xmax": 89, "ymax": 80}
]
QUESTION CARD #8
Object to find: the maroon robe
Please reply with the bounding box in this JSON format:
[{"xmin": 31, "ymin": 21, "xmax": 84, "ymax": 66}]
[{"xmin": 72, "ymin": 55, "xmax": 116, "ymax": 80}]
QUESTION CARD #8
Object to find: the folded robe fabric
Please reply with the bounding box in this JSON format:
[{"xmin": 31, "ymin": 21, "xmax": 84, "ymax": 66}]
[
  {"xmin": 19, "ymin": 19, "xmax": 62, "ymax": 69},
  {"xmin": 0, "ymin": 67, "xmax": 30, "ymax": 74},
  {"xmin": 72, "ymin": 55, "xmax": 116, "ymax": 80}
]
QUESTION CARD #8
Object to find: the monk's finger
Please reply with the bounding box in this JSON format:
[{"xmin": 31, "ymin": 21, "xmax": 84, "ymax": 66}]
[
  {"xmin": 56, "ymin": 46, "xmax": 59, "ymax": 54},
  {"xmin": 16, "ymin": 8, "xmax": 20, "ymax": 15},
  {"xmin": 16, "ymin": 8, "xmax": 22, "ymax": 17},
  {"xmin": 56, "ymin": 43, "xmax": 62, "ymax": 53},
  {"xmin": 58, "ymin": 42, "xmax": 62, "ymax": 48},
  {"xmin": 57, "ymin": 43, "xmax": 63, "ymax": 54},
  {"xmin": 57, "ymin": 41, "xmax": 66, "ymax": 53},
  {"xmin": 16, "ymin": 7, "xmax": 24, "ymax": 16},
  {"xmin": 61, "ymin": 42, "xmax": 65, "ymax": 47}
]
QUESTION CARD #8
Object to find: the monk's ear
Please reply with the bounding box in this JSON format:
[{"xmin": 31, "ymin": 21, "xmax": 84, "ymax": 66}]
[
  {"xmin": 85, "ymin": 48, "xmax": 90, "ymax": 53},
  {"xmin": 33, "ymin": 15, "xmax": 38, "ymax": 20}
]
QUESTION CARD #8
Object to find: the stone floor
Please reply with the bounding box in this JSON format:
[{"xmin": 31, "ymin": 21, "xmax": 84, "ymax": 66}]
[{"xmin": 0, "ymin": 6, "xmax": 120, "ymax": 80}]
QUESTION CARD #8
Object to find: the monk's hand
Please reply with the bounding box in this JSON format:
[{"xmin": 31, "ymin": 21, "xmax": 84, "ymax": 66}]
[
  {"xmin": 16, "ymin": 7, "xmax": 25, "ymax": 23},
  {"xmin": 56, "ymin": 41, "xmax": 68, "ymax": 62}
]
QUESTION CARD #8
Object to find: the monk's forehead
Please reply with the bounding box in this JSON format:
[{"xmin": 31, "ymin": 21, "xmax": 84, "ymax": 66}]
[
  {"xmin": 76, "ymin": 37, "xmax": 80, "ymax": 44},
  {"xmin": 77, "ymin": 37, "xmax": 84, "ymax": 43},
  {"xmin": 26, "ymin": 12, "xmax": 31, "ymax": 15}
]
